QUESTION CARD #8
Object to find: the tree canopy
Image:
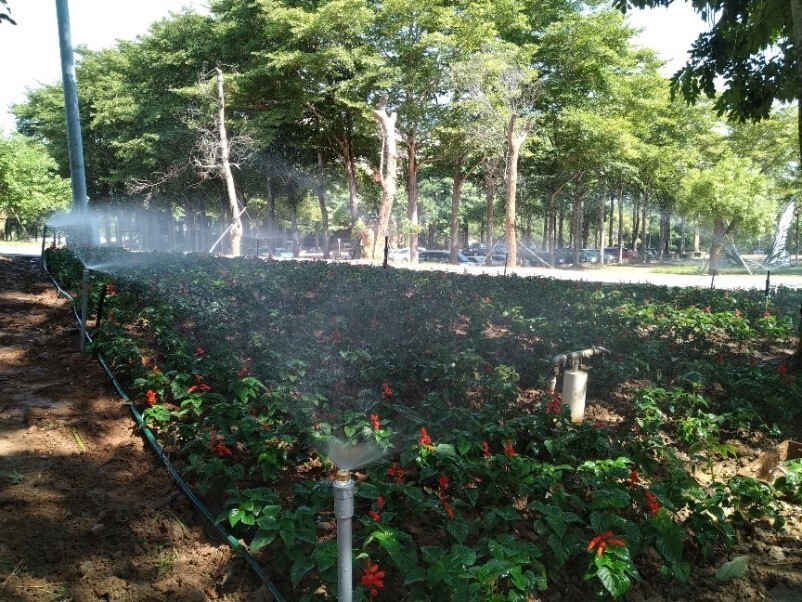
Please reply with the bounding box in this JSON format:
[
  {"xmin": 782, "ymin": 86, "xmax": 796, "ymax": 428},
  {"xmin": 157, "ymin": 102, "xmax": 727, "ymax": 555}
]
[
  {"xmin": 6, "ymin": 0, "xmax": 796, "ymax": 268},
  {"xmin": 0, "ymin": 134, "xmax": 70, "ymax": 224}
]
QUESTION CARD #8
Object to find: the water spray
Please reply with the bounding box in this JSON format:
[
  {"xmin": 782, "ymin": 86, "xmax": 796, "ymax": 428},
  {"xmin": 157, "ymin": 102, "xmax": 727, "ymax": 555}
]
[
  {"xmin": 765, "ymin": 271, "xmax": 771, "ymax": 312},
  {"xmin": 41, "ymin": 226, "xmax": 48, "ymax": 257},
  {"xmin": 333, "ymin": 469, "xmax": 355, "ymax": 602},
  {"xmin": 79, "ymin": 267, "xmax": 90, "ymax": 353}
]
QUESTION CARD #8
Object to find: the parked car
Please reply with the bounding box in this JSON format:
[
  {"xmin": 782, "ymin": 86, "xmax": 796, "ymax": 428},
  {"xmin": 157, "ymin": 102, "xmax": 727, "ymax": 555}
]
[
  {"xmin": 271, "ymin": 248, "xmax": 294, "ymax": 259},
  {"xmin": 603, "ymin": 247, "xmax": 635, "ymax": 263},
  {"xmin": 419, "ymin": 249, "xmax": 473, "ymax": 264},
  {"xmin": 389, "ymin": 247, "xmax": 426, "ymax": 261}
]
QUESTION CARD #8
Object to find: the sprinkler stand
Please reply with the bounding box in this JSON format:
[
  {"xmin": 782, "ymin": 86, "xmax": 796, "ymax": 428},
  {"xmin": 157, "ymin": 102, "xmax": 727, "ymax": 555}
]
[
  {"xmin": 79, "ymin": 267, "xmax": 90, "ymax": 353},
  {"xmin": 333, "ymin": 469, "xmax": 355, "ymax": 602},
  {"xmin": 562, "ymin": 368, "xmax": 589, "ymax": 422}
]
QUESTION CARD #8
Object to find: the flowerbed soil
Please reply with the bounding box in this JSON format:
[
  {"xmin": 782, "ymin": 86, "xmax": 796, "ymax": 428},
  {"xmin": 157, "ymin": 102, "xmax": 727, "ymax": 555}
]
[
  {"xmin": 0, "ymin": 254, "xmax": 271, "ymax": 602},
  {"xmin": 3, "ymin": 253, "xmax": 802, "ymax": 601}
]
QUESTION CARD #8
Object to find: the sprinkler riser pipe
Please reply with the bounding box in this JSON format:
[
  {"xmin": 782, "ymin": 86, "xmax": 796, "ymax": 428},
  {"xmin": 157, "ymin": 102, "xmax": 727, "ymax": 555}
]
[
  {"xmin": 333, "ymin": 477, "xmax": 355, "ymax": 602},
  {"xmin": 79, "ymin": 268, "xmax": 89, "ymax": 353},
  {"xmin": 562, "ymin": 369, "xmax": 588, "ymax": 423}
]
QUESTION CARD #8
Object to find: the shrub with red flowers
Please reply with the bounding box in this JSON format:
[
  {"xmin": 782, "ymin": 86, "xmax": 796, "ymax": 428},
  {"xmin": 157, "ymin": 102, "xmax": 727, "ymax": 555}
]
[
  {"xmin": 361, "ymin": 560, "xmax": 385, "ymax": 598},
  {"xmin": 48, "ymin": 247, "xmax": 801, "ymax": 601}
]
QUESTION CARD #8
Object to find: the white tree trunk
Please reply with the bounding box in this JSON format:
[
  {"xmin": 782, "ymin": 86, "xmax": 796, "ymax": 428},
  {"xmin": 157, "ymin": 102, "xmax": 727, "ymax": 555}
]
[
  {"xmin": 216, "ymin": 68, "xmax": 242, "ymax": 257},
  {"xmin": 372, "ymin": 99, "xmax": 398, "ymax": 262}
]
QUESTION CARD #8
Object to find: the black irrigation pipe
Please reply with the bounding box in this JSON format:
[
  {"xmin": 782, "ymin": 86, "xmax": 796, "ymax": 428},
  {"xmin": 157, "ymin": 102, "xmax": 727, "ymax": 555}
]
[{"xmin": 42, "ymin": 253, "xmax": 286, "ymax": 602}]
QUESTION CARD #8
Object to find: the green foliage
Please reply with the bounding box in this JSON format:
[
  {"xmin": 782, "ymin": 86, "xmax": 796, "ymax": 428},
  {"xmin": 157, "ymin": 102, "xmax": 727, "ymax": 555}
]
[
  {"xmin": 47, "ymin": 248, "xmax": 801, "ymax": 600},
  {"xmin": 0, "ymin": 134, "xmax": 70, "ymax": 225}
]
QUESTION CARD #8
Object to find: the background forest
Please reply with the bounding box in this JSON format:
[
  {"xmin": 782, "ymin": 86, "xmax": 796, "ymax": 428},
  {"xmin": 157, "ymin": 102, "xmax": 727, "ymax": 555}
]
[{"xmin": 0, "ymin": 0, "xmax": 800, "ymax": 267}]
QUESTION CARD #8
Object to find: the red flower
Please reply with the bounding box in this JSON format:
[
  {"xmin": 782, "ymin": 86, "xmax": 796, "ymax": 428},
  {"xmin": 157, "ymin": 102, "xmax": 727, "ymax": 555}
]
[
  {"xmin": 368, "ymin": 510, "xmax": 381, "ymax": 522},
  {"xmin": 376, "ymin": 496, "xmax": 385, "ymax": 509},
  {"xmin": 587, "ymin": 530, "xmax": 626, "ymax": 557},
  {"xmin": 195, "ymin": 346, "xmax": 205, "ymax": 356},
  {"xmin": 627, "ymin": 469, "xmax": 638, "ymax": 487},
  {"xmin": 104, "ymin": 283, "xmax": 116, "ymax": 295},
  {"xmin": 441, "ymin": 499, "xmax": 454, "ymax": 519},
  {"xmin": 484, "ymin": 297, "xmax": 491, "ymax": 304},
  {"xmin": 361, "ymin": 560, "xmax": 385, "ymax": 598},
  {"xmin": 387, "ymin": 463, "xmax": 406, "ymax": 483},
  {"xmin": 644, "ymin": 490, "xmax": 660, "ymax": 516},
  {"xmin": 546, "ymin": 399, "xmax": 562, "ymax": 414},
  {"xmin": 778, "ymin": 363, "xmax": 788, "ymax": 376},
  {"xmin": 438, "ymin": 474, "xmax": 449, "ymax": 491},
  {"xmin": 764, "ymin": 309, "xmax": 771, "ymax": 318},
  {"xmin": 481, "ymin": 440, "xmax": 491, "ymax": 458},
  {"xmin": 419, "ymin": 427, "xmax": 433, "ymax": 448},
  {"xmin": 380, "ymin": 382, "xmax": 393, "ymax": 399},
  {"xmin": 504, "ymin": 439, "xmax": 515, "ymax": 458},
  {"xmin": 210, "ymin": 439, "xmax": 233, "ymax": 457},
  {"xmin": 188, "ymin": 383, "xmax": 212, "ymax": 394},
  {"xmin": 236, "ymin": 367, "xmax": 249, "ymax": 377},
  {"xmin": 703, "ymin": 305, "xmax": 711, "ymax": 313},
  {"xmin": 370, "ymin": 413, "xmax": 381, "ymax": 431},
  {"xmin": 145, "ymin": 389, "xmax": 157, "ymax": 406}
]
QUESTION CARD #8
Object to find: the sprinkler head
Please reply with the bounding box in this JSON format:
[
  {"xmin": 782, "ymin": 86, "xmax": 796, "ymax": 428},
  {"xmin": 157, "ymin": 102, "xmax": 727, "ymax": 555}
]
[{"xmin": 335, "ymin": 469, "xmax": 351, "ymax": 483}]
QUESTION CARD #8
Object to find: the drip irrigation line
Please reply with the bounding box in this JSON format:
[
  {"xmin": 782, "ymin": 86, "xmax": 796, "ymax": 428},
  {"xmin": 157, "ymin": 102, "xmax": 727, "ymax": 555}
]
[{"xmin": 41, "ymin": 253, "xmax": 285, "ymax": 602}]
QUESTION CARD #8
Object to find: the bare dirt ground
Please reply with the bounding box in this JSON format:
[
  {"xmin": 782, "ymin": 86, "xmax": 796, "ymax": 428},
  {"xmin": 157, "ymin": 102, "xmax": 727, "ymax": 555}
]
[
  {"xmin": 0, "ymin": 254, "xmax": 271, "ymax": 602},
  {"xmin": 2, "ymin": 249, "xmax": 802, "ymax": 601}
]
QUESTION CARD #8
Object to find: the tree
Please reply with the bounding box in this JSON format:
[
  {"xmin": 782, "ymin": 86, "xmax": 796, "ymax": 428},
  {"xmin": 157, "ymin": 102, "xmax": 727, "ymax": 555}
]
[
  {"xmin": 0, "ymin": 0, "xmax": 15, "ymax": 25},
  {"xmin": 614, "ymin": 1, "xmax": 802, "ymax": 163},
  {"xmin": 0, "ymin": 134, "xmax": 70, "ymax": 229},
  {"xmin": 679, "ymin": 154, "xmax": 775, "ymax": 272},
  {"xmin": 455, "ymin": 45, "xmax": 539, "ymax": 267}
]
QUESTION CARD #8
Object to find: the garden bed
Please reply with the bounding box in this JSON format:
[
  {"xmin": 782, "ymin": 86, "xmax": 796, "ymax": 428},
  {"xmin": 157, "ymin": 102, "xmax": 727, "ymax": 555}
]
[{"xmin": 30, "ymin": 248, "xmax": 802, "ymax": 599}]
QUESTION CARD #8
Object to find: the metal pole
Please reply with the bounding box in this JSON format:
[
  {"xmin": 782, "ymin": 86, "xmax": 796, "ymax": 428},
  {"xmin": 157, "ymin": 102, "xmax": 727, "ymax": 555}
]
[
  {"xmin": 55, "ymin": 0, "xmax": 92, "ymax": 244},
  {"xmin": 333, "ymin": 471, "xmax": 354, "ymax": 602},
  {"xmin": 79, "ymin": 268, "xmax": 89, "ymax": 352}
]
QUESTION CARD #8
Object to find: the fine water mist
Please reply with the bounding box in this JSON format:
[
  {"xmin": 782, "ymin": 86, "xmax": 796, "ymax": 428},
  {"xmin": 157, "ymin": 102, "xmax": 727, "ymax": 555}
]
[{"xmin": 325, "ymin": 438, "xmax": 384, "ymax": 472}]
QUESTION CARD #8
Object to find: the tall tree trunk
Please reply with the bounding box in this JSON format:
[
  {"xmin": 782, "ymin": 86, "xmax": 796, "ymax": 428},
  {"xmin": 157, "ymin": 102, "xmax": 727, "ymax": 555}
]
[
  {"xmin": 266, "ymin": 177, "xmax": 276, "ymax": 249},
  {"xmin": 406, "ymin": 135, "xmax": 420, "ymax": 262},
  {"xmin": 317, "ymin": 150, "xmax": 330, "ymax": 259},
  {"xmin": 215, "ymin": 68, "xmax": 242, "ymax": 257},
  {"xmin": 571, "ymin": 189, "xmax": 583, "ymax": 265},
  {"xmin": 789, "ymin": 0, "xmax": 802, "ymax": 360},
  {"xmin": 485, "ymin": 158, "xmax": 498, "ymax": 264},
  {"xmin": 617, "ymin": 185, "xmax": 624, "ymax": 261},
  {"xmin": 450, "ymin": 156, "xmax": 464, "ymax": 263},
  {"xmin": 640, "ymin": 192, "xmax": 649, "ymax": 263},
  {"xmin": 288, "ymin": 183, "xmax": 300, "ymax": 256},
  {"xmin": 372, "ymin": 99, "xmax": 398, "ymax": 262},
  {"xmin": 341, "ymin": 113, "xmax": 361, "ymax": 259},
  {"xmin": 660, "ymin": 206, "xmax": 671, "ymax": 259},
  {"xmin": 598, "ymin": 181, "xmax": 606, "ymax": 265},
  {"xmin": 709, "ymin": 217, "xmax": 726, "ymax": 275},
  {"xmin": 505, "ymin": 115, "xmax": 526, "ymax": 267}
]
